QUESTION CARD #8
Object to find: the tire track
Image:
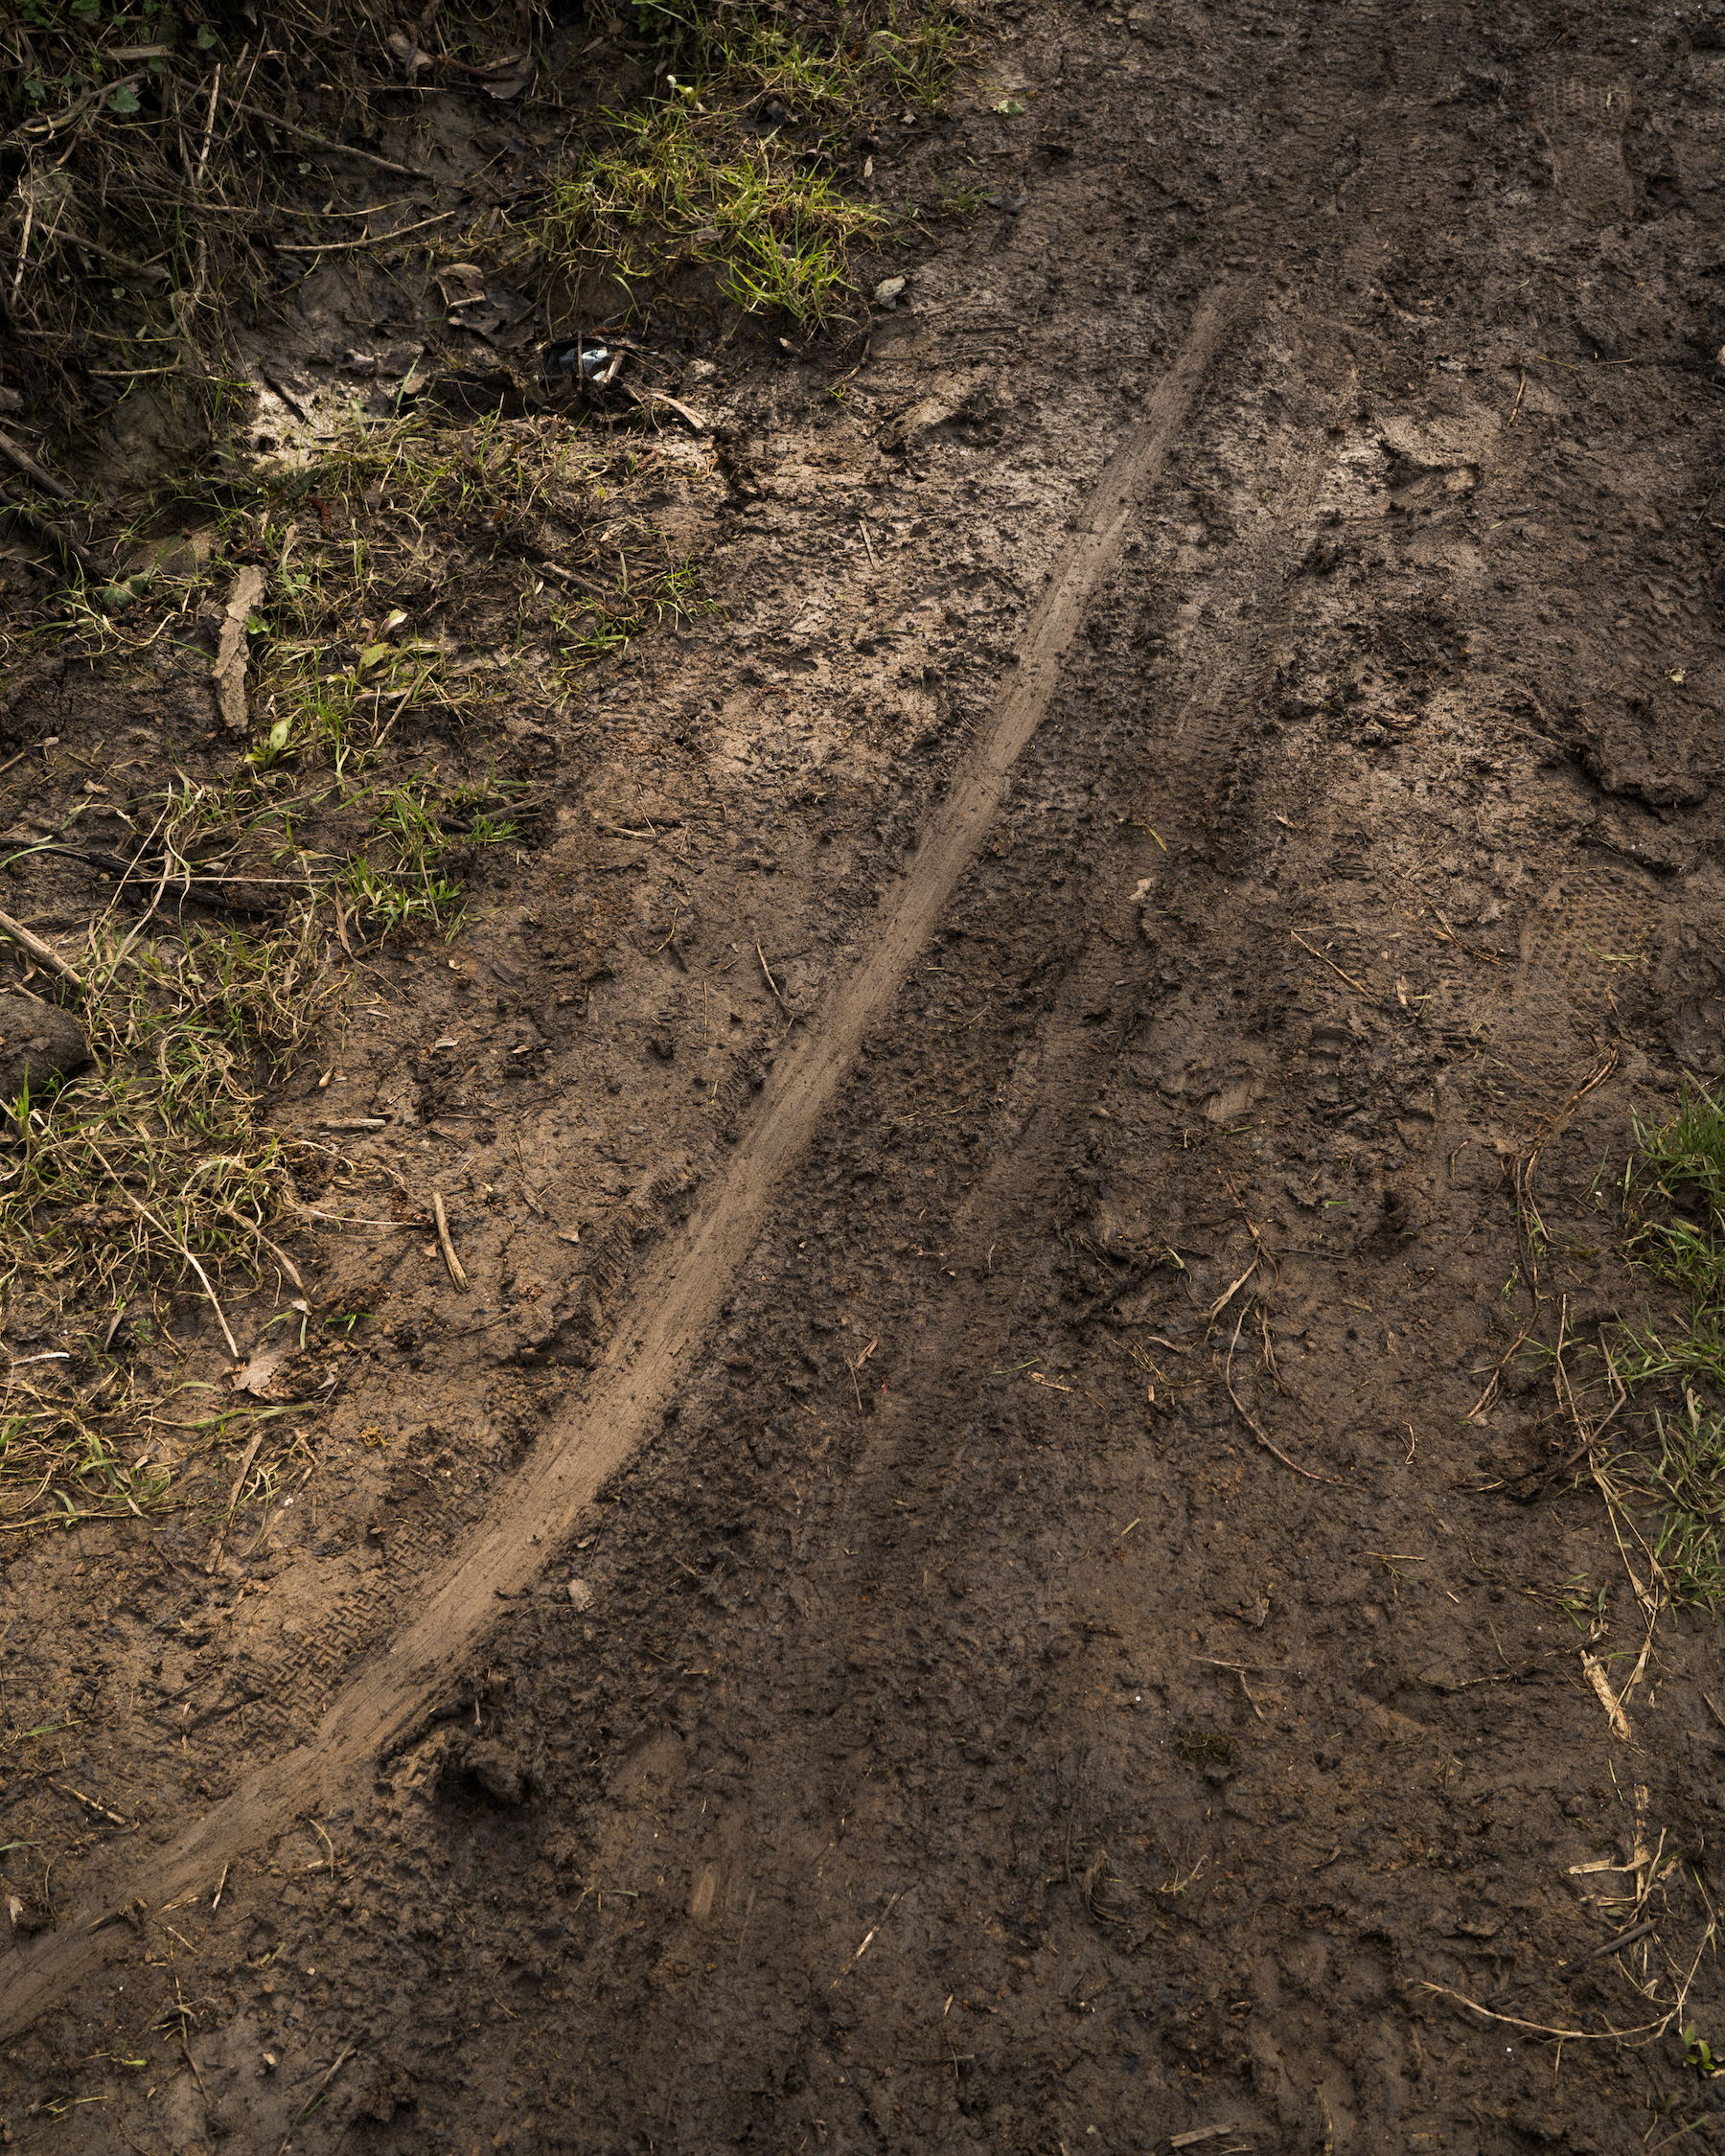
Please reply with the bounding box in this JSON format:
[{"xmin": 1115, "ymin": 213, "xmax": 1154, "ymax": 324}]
[{"xmin": 0, "ymin": 277, "xmax": 1248, "ymax": 2043}]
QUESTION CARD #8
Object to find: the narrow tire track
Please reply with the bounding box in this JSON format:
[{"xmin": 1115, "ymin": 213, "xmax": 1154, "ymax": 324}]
[{"xmin": 0, "ymin": 277, "xmax": 1249, "ymax": 2043}]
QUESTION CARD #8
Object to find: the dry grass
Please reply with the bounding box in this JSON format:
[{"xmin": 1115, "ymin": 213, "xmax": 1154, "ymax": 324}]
[
  {"xmin": 243, "ymin": 406, "xmax": 717, "ymax": 744},
  {"xmin": 1, "ymin": 0, "xmax": 553, "ymax": 447},
  {"xmin": 0, "ymin": 770, "xmax": 347, "ymax": 1531},
  {"xmin": 0, "ymin": 391, "xmax": 716, "ymax": 1532}
]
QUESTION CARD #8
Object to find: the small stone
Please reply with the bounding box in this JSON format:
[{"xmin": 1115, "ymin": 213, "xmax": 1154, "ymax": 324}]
[{"xmin": 568, "ymin": 1578, "xmax": 593, "ymax": 1612}]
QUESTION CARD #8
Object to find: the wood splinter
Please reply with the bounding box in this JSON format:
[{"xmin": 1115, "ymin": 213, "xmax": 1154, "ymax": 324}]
[
  {"xmin": 433, "ymin": 1190, "xmax": 469, "ymax": 1290},
  {"xmin": 756, "ymin": 940, "xmax": 792, "ymax": 1017},
  {"xmin": 0, "ymin": 906, "xmax": 85, "ymax": 991}
]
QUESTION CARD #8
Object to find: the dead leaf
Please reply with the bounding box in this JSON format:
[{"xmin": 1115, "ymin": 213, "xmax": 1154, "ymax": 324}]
[
  {"xmin": 433, "ymin": 263, "xmax": 487, "ymax": 306},
  {"xmin": 482, "ymin": 55, "xmax": 534, "ymax": 98},
  {"xmin": 230, "ymin": 1340, "xmax": 294, "ymax": 1399},
  {"xmin": 386, "ymin": 29, "xmax": 433, "ymax": 71}
]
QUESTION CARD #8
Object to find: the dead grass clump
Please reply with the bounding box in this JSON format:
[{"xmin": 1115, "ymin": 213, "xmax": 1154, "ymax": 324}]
[
  {"xmin": 0, "ymin": 893, "xmax": 336, "ymax": 1532},
  {"xmin": 244, "ymin": 407, "xmax": 716, "ymax": 745},
  {"xmin": 0, "ymin": 0, "xmax": 551, "ymax": 449}
]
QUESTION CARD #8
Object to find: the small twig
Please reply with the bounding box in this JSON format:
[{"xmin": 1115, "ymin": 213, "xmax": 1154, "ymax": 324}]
[
  {"xmin": 195, "ymin": 62, "xmax": 221, "ymax": 190},
  {"xmin": 212, "ymin": 1201, "xmax": 306, "ymax": 1291},
  {"xmin": 1231, "ymin": 1667, "xmax": 1267, "ymax": 1722},
  {"xmin": 375, "ymin": 685, "xmax": 414, "ymax": 749},
  {"xmin": 1574, "ymin": 1918, "xmax": 1657, "ymax": 1966},
  {"xmin": 0, "ymin": 905, "xmax": 85, "ymax": 989},
  {"xmin": 1225, "ymin": 1307, "xmax": 1351, "ymax": 1487},
  {"xmin": 1422, "ymin": 1974, "xmax": 1693, "ymax": 2046},
  {"xmin": 49, "ymin": 1778, "xmax": 129, "ymax": 1827},
  {"xmin": 87, "ymin": 1142, "xmax": 240, "ymax": 1359},
  {"xmin": 275, "ymin": 2043, "xmax": 354, "ymax": 2156},
  {"xmin": 0, "ymin": 487, "xmax": 106, "ymax": 580},
  {"xmin": 833, "ymin": 1891, "xmax": 901, "ymax": 1984},
  {"xmin": 1290, "ymin": 931, "xmax": 1371, "ymax": 997},
  {"xmin": 0, "ymin": 428, "xmax": 75, "ymax": 503},
  {"xmin": 68, "ymin": 236, "xmax": 171, "ymax": 282},
  {"xmin": 1206, "ymin": 1255, "xmax": 1258, "ymax": 1323},
  {"xmin": 101, "ymin": 824, "xmax": 181, "ymax": 975},
  {"xmin": 212, "ymin": 1862, "xmax": 229, "ymax": 1909},
  {"xmin": 229, "ymin": 101, "xmax": 428, "ymax": 177},
  {"xmin": 9, "ymin": 194, "xmax": 34, "ymax": 310},
  {"xmin": 755, "ymin": 940, "xmax": 791, "ymax": 1016},
  {"xmin": 1259, "ymin": 1305, "xmax": 1292, "ymax": 1396},
  {"xmin": 432, "ymin": 1190, "xmax": 469, "ymax": 1290},
  {"xmin": 1520, "ymin": 1044, "xmax": 1620, "ymax": 1270},
  {"xmin": 204, "ymin": 1426, "xmax": 264, "ymax": 1575},
  {"xmin": 1546, "ymin": 1318, "xmax": 1628, "ymax": 1480},
  {"xmin": 180, "ymin": 2038, "xmax": 209, "ymax": 2104},
  {"xmin": 274, "ymin": 208, "xmax": 457, "ymax": 255},
  {"xmin": 1468, "ymin": 1044, "xmax": 1621, "ymax": 1425},
  {"xmin": 847, "ymin": 1335, "xmax": 877, "ymax": 1418},
  {"xmin": 857, "ymin": 517, "xmax": 877, "ymax": 568},
  {"xmin": 262, "ymin": 368, "xmax": 314, "ymax": 424}
]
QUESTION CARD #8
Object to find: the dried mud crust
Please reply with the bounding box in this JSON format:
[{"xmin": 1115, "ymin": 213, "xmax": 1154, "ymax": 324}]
[{"xmin": 7, "ymin": 0, "xmax": 1725, "ymax": 2151}]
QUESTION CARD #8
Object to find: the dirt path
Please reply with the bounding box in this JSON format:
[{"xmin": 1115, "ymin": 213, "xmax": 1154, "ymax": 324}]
[
  {"xmin": 0, "ymin": 265, "xmax": 1233, "ymax": 2038},
  {"xmin": 5, "ymin": 0, "xmax": 1725, "ymax": 2149}
]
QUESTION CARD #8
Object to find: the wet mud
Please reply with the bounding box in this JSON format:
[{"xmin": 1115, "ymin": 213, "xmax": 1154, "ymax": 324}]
[{"xmin": 5, "ymin": 0, "xmax": 1725, "ymax": 2150}]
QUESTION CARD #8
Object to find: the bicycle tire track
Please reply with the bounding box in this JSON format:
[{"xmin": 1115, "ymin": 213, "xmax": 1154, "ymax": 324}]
[{"xmin": 0, "ymin": 277, "xmax": 1247, "ymax": 2044}]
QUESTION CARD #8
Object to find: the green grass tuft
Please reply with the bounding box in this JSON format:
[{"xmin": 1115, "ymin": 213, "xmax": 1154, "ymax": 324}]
[{"xmin": 534, "ymin": 1, "xmax": 973, "ymax": 333}]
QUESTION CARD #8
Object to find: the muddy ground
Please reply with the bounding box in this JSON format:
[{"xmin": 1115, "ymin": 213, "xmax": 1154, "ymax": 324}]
[{"xmin": 4, "ymin": 0, "xmax": 1725, "ymax": 2148}]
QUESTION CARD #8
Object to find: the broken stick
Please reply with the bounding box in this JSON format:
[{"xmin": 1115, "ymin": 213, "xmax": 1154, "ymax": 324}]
[
  {"xmin": 0, "ymin": 429, "xmax": 75, "ymax": 503},
  {"xmin": 0, "ymin": 906, "xmax": 85, "ymax": 992},
  {"xmin": 1225, "ymin": 1307, "xmax": 1352, "ymax": 1489},
  {"xmin": 432, "ymin": 1190, "xmax": 469, "ymax": 1289}
]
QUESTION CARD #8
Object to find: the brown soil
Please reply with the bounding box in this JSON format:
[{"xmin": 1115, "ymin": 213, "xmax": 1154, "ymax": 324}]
[{"xmin": 4, "ymin": 0, "xmax": 1725, "ymax": 2150}]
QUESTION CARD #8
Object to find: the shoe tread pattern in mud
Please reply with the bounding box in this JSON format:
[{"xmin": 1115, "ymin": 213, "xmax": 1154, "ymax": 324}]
[{"xmin": 1540, "ymin": 68, "xmax": 1635, "ymax": 226}]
